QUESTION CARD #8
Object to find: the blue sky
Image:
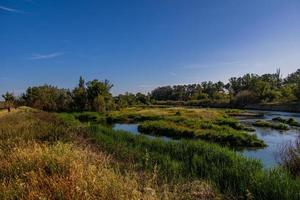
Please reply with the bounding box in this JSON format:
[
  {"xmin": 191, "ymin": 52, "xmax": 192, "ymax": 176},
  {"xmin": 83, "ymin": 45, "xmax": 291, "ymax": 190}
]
[{"xmin": 1, "ymin": 0, "xmax": 300, "ymax": 96}]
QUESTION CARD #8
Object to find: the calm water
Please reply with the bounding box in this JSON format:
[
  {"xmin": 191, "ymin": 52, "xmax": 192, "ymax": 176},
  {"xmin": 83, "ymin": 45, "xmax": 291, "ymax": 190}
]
[
  {"xmin": 113, "ymin": 123, "xmax": 171, "ymax": 141},
  {"xmin": 113, "ymin": 111, "xmax": 300, "ymax": 168},
  {"xmin": 240, "ymin": 111, "xmax": 300, "ymax": 168}
]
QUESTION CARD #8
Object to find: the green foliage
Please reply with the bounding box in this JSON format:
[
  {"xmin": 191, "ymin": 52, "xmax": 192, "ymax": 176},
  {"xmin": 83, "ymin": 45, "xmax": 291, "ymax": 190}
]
[
  {"xmin": 114, "ymin": 92, "xmax": 150, "ymax": 109},
  {"xmin": 2, "ymin": 92, "xmax": 15, "ymax": 111},
  {"xmin": 88, "ymin": 125, "xmax": 300, "ymax": 200},
  {"xmin": 86, "ymin": 79, "xmax": 115, "ymax": 112},
  {"xmin": 71, "ymin": 76, "xmax": 88, "ymax": 111},
  {"xmin": 138, "ymin": 120, "xmax": 265, "ymax": 148},
  {"xmin": 109, "ymin": 107, "xmax": 265, "ymax": 148},
  {"xmin": 1, "ymin": 109, "xmax": 192, "ymax": 200},
  {"xmin": 22, "ymin": 85, "xmax": 72, "ymax": 112},
  {"xmin": 138, "ymin": 120, "xmax": 195, "ymax": 139},
  {"xmin": 278, "ymin": 136, "xmax": 300, "ymax": 179},
  {"xmin": 151, "ymin": 82, "xmax": 227, "ymax": 101},
  {"xmin": 20, "ymin": 77, "xmax": 116, "ymax": 113},
  {"xmin": 150, "ymin": 68, "xmax": 300, "ymax": 107}
]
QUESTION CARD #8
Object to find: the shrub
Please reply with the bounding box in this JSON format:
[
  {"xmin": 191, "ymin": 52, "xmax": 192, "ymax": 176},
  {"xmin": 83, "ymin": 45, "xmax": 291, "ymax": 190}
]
[{"xmin": 278, "ymin": 136, "xmax": 300, "ymax": 179}]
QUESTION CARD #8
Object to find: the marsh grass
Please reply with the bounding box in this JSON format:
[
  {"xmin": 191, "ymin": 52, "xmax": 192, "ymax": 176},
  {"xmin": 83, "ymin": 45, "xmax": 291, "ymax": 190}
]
[
  {"xmin": 253, "ymin": 120, "xmax": 289, "ymax": 130},
  {"xmin": 278, "ymin": 136, "xmax": 300, "ymax": 179},
  {"xmin": 137, "ymin": 119, "xmax": 264, "ymax": 148},
  {"xmin": 87, "ymin": 125, "xmax": 300, "ymax": 200},
  {"xmin": 272, "ymin": 117, "xmax": 300, "ymax": 127},
  {"xmin": 0, "ymin": 108, "xmax": 220, "ymax": 200},
  {"xmin": 106, "ymin": 107, "xmax": 265, "ymax": 147}
]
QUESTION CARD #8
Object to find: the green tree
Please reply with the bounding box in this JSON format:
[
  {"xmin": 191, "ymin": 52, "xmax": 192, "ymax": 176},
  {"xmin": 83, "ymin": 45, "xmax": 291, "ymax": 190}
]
[
  {"xmin": 22, "ymin": 85, "xmax": 72, "ymax": 111},
  {"xmin": 72, "ymin": 76, "xmax": 88, "ymax": 111},
  {"xmin": 86, "ymin": 79, "xmax": 114, "ymax": 112},
  {"xmin": 285, "ymin": 69, "xmax": 300, "ymax": 84},
  {"xmin": 294, "ymin": 80, "xmax": 300, "ymax": 100},
  {"xmin": 2, "ymin": 92, "xmax": 15, "ymax": 112}
]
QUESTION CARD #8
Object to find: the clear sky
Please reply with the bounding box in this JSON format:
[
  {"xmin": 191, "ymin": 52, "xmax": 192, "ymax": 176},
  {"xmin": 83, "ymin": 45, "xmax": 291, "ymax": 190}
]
[{"xmin": 1, "ymin": 0, "xmax": 300, "ymax": 96}]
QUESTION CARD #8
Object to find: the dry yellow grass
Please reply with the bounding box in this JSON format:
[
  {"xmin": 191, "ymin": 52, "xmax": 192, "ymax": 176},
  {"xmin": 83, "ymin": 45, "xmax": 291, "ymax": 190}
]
[
  {"xmin": 114, "ymin": 106, "xmax": 224, "ymax": 121},
  {"xmin": 0, "ymin": 107, "xmax": 220, "ymax": 200}
]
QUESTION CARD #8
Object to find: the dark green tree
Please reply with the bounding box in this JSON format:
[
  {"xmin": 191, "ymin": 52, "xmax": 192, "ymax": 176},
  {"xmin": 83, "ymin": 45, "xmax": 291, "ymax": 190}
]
[
  {"xmin": 86, "ymin": 79, "xmax": 114, "ymax": 112},
  {"xmin": 72, "ymin": 76, "xmax": 88, "ymax": 111},
  {"xmin": 2, "ymin": 92, "xmax": 15, "ymax": 112}
]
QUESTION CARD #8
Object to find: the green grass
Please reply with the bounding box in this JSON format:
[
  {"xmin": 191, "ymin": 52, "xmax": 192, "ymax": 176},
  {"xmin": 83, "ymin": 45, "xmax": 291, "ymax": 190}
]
[
  {"xmin": 138, "ymin": 120, "xmax": 195, "ymax": 139},
  {"xmin": 0, "ymin": 108, "xmax": 222, "ymax": 200},
  {"xmin": 138, "ymin": 120, "xmax": 265, "ymax": 147},
  {"xmin": 2, "ymin": 107, "xmax": 300, "ymax": 199},
  {"xmin": 253, "ymin": 120, "xmax": 289, "ymax": 130},
  {"xmin": 87, "ymin": 125, "xmax": 300, "ymax": 200},
  {"xmin": 105, "ymin": 107, "xmax": 265, "ymax": 148}
]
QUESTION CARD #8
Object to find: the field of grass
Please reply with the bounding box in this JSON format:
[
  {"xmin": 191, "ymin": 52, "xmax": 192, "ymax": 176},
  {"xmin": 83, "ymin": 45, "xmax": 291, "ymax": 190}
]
[
  {"xmin": 87, "ymin": 125, "xmax": 300, "ymax": 200},
  {"xmin": 2, "ymin": 107, "xmax": 300, "ymax": 199},
  {"xmin": 59, "ymin": 107, "xmax": 300, "ymax": 199},
  {"xmin": 0, "ymin": 107, "xmax": 220, "ymax": 200},
  {"xmin": 107, "ymin": 107, "xmax": 265, "ymax": 147}
]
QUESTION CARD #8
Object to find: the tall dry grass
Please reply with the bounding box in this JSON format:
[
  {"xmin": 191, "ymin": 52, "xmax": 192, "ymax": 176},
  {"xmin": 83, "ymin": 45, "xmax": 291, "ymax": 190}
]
[{"xmin": 0, "ymin": 107, "xmax": 220, "ymax": 200}]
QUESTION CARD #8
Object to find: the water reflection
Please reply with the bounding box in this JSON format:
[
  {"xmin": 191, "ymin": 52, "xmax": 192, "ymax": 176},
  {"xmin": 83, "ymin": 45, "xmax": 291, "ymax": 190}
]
[
  {"xmin": 241, "ymin": 111, "xmax": 300, "ymax": 168},
  {"xmin": 113, "ymin": 123, "xmax": 171, "ymax": 141}
]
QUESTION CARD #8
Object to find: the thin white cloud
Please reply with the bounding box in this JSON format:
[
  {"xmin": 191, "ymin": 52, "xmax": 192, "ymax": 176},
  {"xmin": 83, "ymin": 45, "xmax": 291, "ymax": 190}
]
[
  {"xmin": 0, "ymin": 5, "xmax": 24, "ymax": 13},
  {"xmin": 29, "ymin": 52, "xmax": 65, "ymax": 60}
]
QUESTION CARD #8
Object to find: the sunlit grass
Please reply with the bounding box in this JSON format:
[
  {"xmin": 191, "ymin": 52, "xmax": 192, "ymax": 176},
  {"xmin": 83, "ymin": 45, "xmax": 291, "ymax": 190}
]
[{"xmin": 0, "ymin": 108, "xmax": 220, "ymax": 200}]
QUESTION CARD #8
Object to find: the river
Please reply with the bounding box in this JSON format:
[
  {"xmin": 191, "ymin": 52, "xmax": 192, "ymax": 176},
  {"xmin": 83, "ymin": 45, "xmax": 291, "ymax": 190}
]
[{"xmin": 113, "ymin": 110, "xmax": 300, "ymax": 168}]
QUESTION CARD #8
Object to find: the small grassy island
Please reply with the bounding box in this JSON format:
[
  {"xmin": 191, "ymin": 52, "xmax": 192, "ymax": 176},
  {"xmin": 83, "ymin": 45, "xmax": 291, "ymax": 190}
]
[
  {"xmin": 106, "ymin": 107, "xmax": 266, "ymax": 148},
  {"xmin": 253, "ymin": 120, "xmax": 290, "ymax": 130}
]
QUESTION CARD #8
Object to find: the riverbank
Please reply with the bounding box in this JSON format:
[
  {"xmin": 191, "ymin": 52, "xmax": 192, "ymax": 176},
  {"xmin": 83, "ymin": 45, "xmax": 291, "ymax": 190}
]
[
  {"xmin": 245, "ymin": 102, "xmax": 300, "ymax": 113},
  {"xmin": 153, "ymin": 100, "xmax": 300, "ymax": 113}
]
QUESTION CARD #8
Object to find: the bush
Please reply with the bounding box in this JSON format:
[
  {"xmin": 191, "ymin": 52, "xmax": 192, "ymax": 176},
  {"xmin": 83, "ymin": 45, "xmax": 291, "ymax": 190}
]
[{"xmin": 278, "ymin": 136, "xmax": 300, "ymax": 179}]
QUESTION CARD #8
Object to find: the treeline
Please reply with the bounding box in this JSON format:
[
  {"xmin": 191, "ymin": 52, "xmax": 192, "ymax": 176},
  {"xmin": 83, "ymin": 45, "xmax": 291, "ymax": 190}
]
[
  {"xmin": 2, "ymin": 77, "xmax": 151, "ymax": 112},
  {"xmin": 151, "ymin": 69, "xmax": 300, "ymax": 107},
  {"xmin": 2, "ymin": 69, "xmax": 300, "ymax": 112}
]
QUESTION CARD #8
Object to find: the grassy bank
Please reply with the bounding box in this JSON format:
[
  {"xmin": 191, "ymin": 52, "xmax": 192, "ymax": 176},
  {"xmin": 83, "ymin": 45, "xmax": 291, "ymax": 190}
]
[
  {"xmin": 87, "ymin": 125, "xmax": 300, "ymax": 200},
  {"xmin": 1, "ymin": 107, "xmax": 300, "ymax": 199},
  {"xmin": 0, "ymin": 108, "xmax": 220, "ymax": 200}
]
